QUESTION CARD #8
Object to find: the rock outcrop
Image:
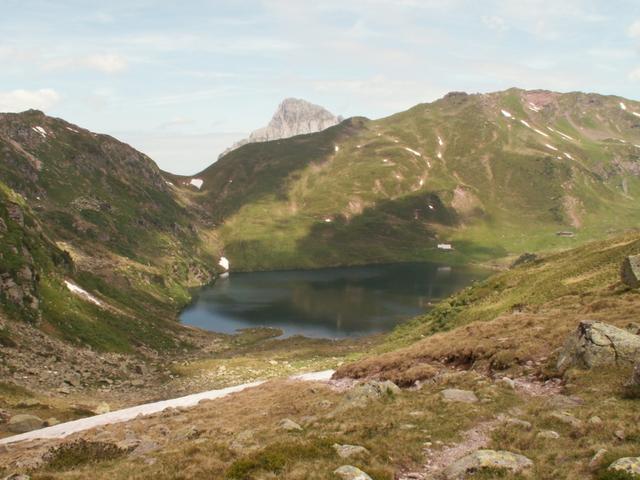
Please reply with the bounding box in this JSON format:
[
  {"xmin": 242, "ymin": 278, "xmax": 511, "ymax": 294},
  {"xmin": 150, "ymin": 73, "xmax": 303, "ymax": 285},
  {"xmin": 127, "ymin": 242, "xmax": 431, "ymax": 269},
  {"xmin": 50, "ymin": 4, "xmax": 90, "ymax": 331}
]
[
  {"xmin": 444, "ymin": 450, "xmax": 533, "ymax": 479},
  {"xmin": 219, "ymin": 98, "xmax": 341, "ymax": 158},
  {"xmin": 333, "ymin": 465, "xmax": 373, "ymax": 480},
  {"xmin": 440, "ymin": 389, "xmax": 479, "ymax": 404},
  {"xmin": 556, "ymin": 321, "xmax": 640, "ymax": 372},
  {"xmin": 621, "ymin": 255, "xmax": 640, "ymax": 288},
  {"xmin": 7, "ymin": 414, "xmax": 44, "ymax": 434},
  {"xmin": 608, "ymin": 457, "xmax": 640, "ymax": 475}
]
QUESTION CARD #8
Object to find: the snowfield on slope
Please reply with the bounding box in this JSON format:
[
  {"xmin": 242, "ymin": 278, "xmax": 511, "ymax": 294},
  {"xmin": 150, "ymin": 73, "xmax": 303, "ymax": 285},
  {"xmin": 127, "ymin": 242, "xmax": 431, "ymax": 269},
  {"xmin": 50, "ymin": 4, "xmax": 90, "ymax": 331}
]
[{"xmin": 0, "ymin": 370, "xmax": 335, "ymax": 445}]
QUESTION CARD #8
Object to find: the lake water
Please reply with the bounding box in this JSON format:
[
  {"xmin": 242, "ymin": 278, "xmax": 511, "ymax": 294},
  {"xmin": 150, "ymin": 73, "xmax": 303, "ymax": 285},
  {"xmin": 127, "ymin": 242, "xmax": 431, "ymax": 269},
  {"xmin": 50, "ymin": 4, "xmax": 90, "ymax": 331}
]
[{"xmin": 180, "ymin": 262, "xmax": 489, "ymax": 339}]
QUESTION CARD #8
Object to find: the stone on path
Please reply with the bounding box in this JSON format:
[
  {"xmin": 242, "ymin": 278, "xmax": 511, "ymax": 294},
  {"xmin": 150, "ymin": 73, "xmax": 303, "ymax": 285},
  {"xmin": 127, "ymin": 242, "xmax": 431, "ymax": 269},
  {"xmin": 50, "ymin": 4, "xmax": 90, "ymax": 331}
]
[{"xmin": 444, "ymin": 450, "xmax": 533, "ymax": 479}]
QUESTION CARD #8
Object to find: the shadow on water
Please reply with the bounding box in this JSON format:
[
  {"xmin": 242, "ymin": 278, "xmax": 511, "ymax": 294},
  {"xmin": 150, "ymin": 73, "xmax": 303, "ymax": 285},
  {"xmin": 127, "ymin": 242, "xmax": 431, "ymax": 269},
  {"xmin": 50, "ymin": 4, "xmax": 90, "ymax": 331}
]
[{"xmin": 181, "ymin": 262, "xmax": 490, "ymax": 339}]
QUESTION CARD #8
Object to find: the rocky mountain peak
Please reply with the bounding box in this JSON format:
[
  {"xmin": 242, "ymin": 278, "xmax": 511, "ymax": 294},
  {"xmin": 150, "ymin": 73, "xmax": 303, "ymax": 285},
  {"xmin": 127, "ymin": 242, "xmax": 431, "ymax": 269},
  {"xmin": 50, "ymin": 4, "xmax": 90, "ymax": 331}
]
[{"xmin": 219, "ymin": 98, "xmax": 342, "ymax": 158}]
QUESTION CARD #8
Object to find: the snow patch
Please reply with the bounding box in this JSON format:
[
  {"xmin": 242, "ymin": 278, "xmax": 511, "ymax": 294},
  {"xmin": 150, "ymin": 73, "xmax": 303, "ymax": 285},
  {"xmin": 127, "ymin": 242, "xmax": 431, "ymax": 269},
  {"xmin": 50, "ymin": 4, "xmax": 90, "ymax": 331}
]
[
  {"xmin": 533, "ymin": 128, "xmax": 549, "ymax": 138},
  {"xmin": 520, "ymin": 119, "xmax": 531, "ymax": 128},
  {"xmin": 32, "ymin": 126, "xmax": 47, "ymax": 137},
  {"xmin": 356, "ymin": 144, "xmax": 362, "ymax": 149},
  {"xmin": 404, "ymin": 147, "xmax": 422, "ymax": 157},
  {"xmin": 437, "ymin": 243, "xmax": 453, "ymax": 250},
  {"xmin": 419, "ymin": 179, "xmax": 425, "ymax": 186},
  {"xmin": 547, "ymin": 127, "xmax": 574, "ymax": 141},
  {"xmin": 544, "ymin": 143, "xmax": 558, "ymax": 151},
  {"xmin": 65, "ymin": 126, "xmax": 79, "ymax": 133},
  {"xmin": 563, "ymin": 152, "xmax": 574, "ymax": 160},
  {"xmin": 527, "ymin": 102, "xmax": 542, "ymax": 112},
  {"xmin": 501, "ymin": 110, "xmax": 513, "ymax": 118},
  {"xmin": 190, "ymin": 178, "xmax": 204, "ymax": 189},
  {"xmin": 218, "ymin": 256, "xmax": 230, "ymax": 271},
  {"xmin": 64, "ymin": 281, "xmax": 102, "ymax": 307},
  {"xmin": 382, "ymin": 158, "xmax": 388, "ymax": 163},
  {"xmin": 437, "ymin": 152, "xmax": 443, "ymax": 159},
  {"xmin": 164, "ymin": 180, "xmax": 174, "ymax": 187},
  {"xmin": 428, "ymin": 204, "xmax": 434, "ymax": 210},
  {"xmin": 334, "ymin": 145, "xmax": 339, "ymax": 153},
  {"xmin": 633, "ymin": 112, "xmax": 640, "ymax": 118},
  {"xmin": 324, "ymin": 218, "xmax": 332, "ymax": 223},
  {"xmin": 437, "ymin": 136, "xmax": 444, "ymax": 146},
  {"xmin": 620, "ymin": 102, "xmax": 627, "ymax": 111}
]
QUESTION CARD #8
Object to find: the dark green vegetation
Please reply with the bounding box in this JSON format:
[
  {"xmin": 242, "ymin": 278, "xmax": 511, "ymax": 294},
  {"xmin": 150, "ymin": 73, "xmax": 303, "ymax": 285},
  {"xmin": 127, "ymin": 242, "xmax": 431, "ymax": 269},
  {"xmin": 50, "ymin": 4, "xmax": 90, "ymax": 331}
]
[
  {"xmin": 189, "ymin": 89, "xmax": 640, "ymax": 271},
  {"xmin": 0, "ymin": 110, "xmax": 220, "ymax": 352}
]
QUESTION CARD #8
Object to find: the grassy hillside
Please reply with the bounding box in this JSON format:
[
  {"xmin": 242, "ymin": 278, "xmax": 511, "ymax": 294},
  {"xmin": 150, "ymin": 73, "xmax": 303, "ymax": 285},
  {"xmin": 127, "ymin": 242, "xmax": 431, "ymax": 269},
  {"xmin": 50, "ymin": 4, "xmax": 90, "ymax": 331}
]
[
  {"xmin": 0, "ymin": 110, "xmax": 221, "ymax": 352},
  {"xmin": 190, "ymin": 88, "xmax": 640, "ymax": 271}
]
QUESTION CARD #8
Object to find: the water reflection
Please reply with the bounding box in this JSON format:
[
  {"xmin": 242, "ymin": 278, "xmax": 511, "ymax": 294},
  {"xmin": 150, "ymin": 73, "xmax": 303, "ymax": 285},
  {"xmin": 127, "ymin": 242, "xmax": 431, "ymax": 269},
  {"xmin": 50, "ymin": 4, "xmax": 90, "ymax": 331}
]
[{"xmin": 180, "ymin": 263, "xmax": 489, "ymax": 338}]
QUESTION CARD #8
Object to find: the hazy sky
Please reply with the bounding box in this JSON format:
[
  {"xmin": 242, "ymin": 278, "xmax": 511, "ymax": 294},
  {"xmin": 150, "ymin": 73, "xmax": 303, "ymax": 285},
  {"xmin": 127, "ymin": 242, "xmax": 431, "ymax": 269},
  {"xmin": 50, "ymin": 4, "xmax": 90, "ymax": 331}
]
[{"xmin": 2, "ymin": 0, "xmax": 640, "ymax": 175}]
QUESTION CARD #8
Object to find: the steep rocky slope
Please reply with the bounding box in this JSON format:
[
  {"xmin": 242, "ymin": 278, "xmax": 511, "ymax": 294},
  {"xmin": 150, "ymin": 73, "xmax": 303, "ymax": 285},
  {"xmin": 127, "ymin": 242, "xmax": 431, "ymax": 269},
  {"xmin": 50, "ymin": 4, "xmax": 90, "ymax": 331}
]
[
  {"xmin": 0, "ymin": 110, "xmax": 220, "ymax": 352},
  {"xmin": 192, "ymin": 88, "xmax": 640, "ymax": 271},
  {"xmin": 219, "ymin": 98, "xmax": 342, "ymax": 158}
]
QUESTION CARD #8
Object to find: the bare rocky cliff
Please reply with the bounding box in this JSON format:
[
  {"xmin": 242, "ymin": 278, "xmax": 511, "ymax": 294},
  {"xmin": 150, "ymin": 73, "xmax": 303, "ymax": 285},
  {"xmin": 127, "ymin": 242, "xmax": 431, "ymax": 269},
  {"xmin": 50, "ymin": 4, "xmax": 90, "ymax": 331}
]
[{"xmin": 219, "ymin": 98, "xmax": 341, "ymax": 158}]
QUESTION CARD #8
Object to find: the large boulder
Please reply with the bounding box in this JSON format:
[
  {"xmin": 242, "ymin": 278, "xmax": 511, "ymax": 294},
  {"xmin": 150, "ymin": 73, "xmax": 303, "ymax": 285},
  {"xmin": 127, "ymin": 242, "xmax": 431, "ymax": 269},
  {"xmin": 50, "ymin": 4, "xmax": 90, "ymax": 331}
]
[
  {"xmin": 556, "ymin": 321, "xmax": 640, "ymax": 373},
  {"xmin": 7, "ymin": 414, "xmax": 44, "ymax": 433},
  {"xmin": 608, "ymin": 457, "xmax": 640, "ymax": 475},
  {"xmin": 444, "ymin": 450, "xmax": 533, "ymax": 479},
  {"xmin": 621, "ymin": 255, "xmax": 640, "ymax": 288},
  {"xmin": 333, "ymin": 465, "xmax": 373, "ymax": 480}
]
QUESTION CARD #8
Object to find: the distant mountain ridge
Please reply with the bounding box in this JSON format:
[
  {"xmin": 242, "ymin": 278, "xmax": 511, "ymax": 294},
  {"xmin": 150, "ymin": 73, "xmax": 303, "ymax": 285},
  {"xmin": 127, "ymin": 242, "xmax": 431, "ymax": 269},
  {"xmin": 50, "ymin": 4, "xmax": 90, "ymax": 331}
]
[{"xmin": 218, "ymin": 98, "xmax": 342, "ymax": 158}]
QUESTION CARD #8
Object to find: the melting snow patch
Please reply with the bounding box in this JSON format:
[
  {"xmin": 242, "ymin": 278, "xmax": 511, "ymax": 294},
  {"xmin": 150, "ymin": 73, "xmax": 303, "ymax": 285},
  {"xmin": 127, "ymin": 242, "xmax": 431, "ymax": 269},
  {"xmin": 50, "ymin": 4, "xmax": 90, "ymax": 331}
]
[
  {"xmin": 620, "ymin": 102, "xmax": 627, "ymax": 111},
  {"xmin": 563, "ymin": 152, "xmax": 574, "ymax": 160},
  {"xmin": 633, "ymin": 112, "xmax": 640, "ymax": 118},
  {"xmin": 547, "ymin": 127, "xmax": 574, "ymax": 141},
  {"xmin": 533, "ymin": 128, "xmax": 549, "ymax": 138},
  {"xmin": 218, "ymin": 256, "xmax": 230, "ymax": 271},
  {"xmin": 64, "ymin": 281, "xmax": 102, "ymax": 306},
  {"xmin": 32, "ymin": 126, "xmax": 47, "ymax": 137},
  {"xmin": 545, "ymin": 144, "xmax": 558, "ymax": 151},
  {"xmin": 520, "ymin": 119, "xmax": 531, "ymax": 128},
  {"xmin": 437, "ymin": 243, "xmax": 453, "ymax": 250},
  {"xmin": 527, "ymin": 102, "xmax": 542, "ymax": 112},
  {"xmin": 635, "ymin": 145, "xmax": 640, "ymax": 149},
  {"xmin": 404, "ymin": 147, "xmax": 422, "ymax": 157},
  {"xmin": 437, "ymin": 136, "xmax": 444, "ymax": 146},
  {"xmin": 190, "ymin": 178, "xmax": 204, "ymax": 189},
  {"xmin": 356, "ymin": 144, "xmax": 362, "ymax": 149},
  {"xmin": 426, "ymin": 160, "xmax": 431, "ymax": 168},
  {"xmin": 334, "ymin": 145, "xmax": 340, "ymax": 153},
  {"xmin": 437, "ymin": 152, "xmax": 443, "ymax": 159},
  {"xmin": 419, "ymin": 179, "xmax": 425, "ymax": 187},
  {"xmin": 428, "ymin": 204, "xmax": 434, "ymax": 210},
  {"xmin": 324, "ymin": 218, "xmax": 332, "ymax": 223},
  {"xmin": 501, "ymin": 110, "xmax": 513, "ymax": 118},
  {"xmin": 164, "ymin": 180, "xmax": 174, "ymax": 187},
  {"xmin": 395, "ymin": 174, "xmax": 402, "ymax": 180},
  {"xmin": 65, "ymin": 126, "xmax": 79, "ymax": 133}
]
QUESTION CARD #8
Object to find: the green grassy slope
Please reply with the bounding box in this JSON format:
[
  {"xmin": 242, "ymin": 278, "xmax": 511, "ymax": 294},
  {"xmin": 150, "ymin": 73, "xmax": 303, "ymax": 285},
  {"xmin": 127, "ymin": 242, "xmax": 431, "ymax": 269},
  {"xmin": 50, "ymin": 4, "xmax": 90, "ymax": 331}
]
[
  {"xmin": 0, "ymin": 111, "xmax": 221, "ymax": 351},
  {"xmin": 191, "ymin": 89, "xmax": 640, "ymax": 271}
]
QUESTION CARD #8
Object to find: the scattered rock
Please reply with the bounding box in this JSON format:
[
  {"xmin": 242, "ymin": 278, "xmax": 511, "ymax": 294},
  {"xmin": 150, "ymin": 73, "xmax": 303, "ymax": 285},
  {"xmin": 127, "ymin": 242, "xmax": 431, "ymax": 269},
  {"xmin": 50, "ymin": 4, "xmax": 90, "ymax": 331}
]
[
  {"xmin": 608, "ymin": 457, "xmax": 640, "ymax": 475},
  {"xmin": 279, "ymin": 418, "xmax": 302, "ymax": 431},
  {"xmin": 333, "ymin": 443, "xmax": 369, "ymax": 459},
  {"xmin": 506, "ymin": 418, "xmax": 532, "ymax": 430},
  {"xmin": 537, "ymin": 430, "xmax": 560, "ymax": 439},
  {"xmin": 444, "ymin": 450, "xmax": 533, "ymax": 479},
  {"xmin": 3, "ymin": 474, "xmax": 31, "ymax": 480},
  {"xmin": 441, "ymin": 389, "xmax": 479, "ymax": 404},
  {"xmin": 343, "ymin": 380, "xmax": 401, "ymax": 408},
  {"xmin": 614, "ymin": 429, "xmax": 626, "ymax": 441},
  {"xmin": 621, "ymin": 255, "xmax": 640, "ymax": 288},
  {"xmin": 588, "ymin": 416, "xmax": 603, "ymax": 425},
  {"xmin": 7, "ymin": 414, "xmax": 44, "ymax": 433},
  {"xmin": 546, "ymin": 394, "xmax": 584, "ymax": 410},
  {"xmin": 131, "ymin": 439, "xmax": 159, "ymax": 456},
  {"xmin": 590, "ymin": 448, "xmax": 608, "ymax": 468},
  {"xmin": 556, "ymin": 321, "xmax": 640, "ymax": 373},
  {"xmin": 333, "ymin": 465, "xmax": 373, "ymax": 480},
  {"xmin": 499, "ymin": 377, "xmax": 516, "ymax": 389},
  {"xmin": 549, "ymin": 411, "xmax": 583, "ymax": 429},
  {"xmin": 44, "ymin": 417, "xmax": 59, "ymax": 427}
]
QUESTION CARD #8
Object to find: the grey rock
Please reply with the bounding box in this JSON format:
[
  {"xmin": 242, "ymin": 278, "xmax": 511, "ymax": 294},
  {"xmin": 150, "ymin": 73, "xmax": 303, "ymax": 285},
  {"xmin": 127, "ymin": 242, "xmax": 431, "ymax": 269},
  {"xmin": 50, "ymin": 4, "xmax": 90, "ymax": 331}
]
[
  {"xmin": 556, "ymin": 321, "xmax": 640, "ymax": 373},
  {"xmin": 279, "ymin": 418, "xmax": 302, "ymax": 431},
  {"xmin": 545, "ymin": 394, "xmax": 583, "ymax": 410},
  {"xmin": 343, "ymin": 380, "xmax": 401, "ymax": 408},
  {"xmin": 630, "ymin": 361, "xmax": 640, "ymax": 386},
  {"xmin": 621, "ymin": 255, "xmax": 640, "ymax": 288},
  {"xmin": 444, "ymin": 450, "xmax": 533, "ymax": 479},
  {"xmin": 549, "ymin": 411, "xmax": 583, "ymax": 429},
  {"xmin": 220, "ymin": 98, "xmax": 342, "ymax": 158},
  {"xmin": 7, "ymin": 414, "xmax": 44, "ymax": 433},
  {"xmin": 590, "ymin": 448, "xmax": 608, "ymax": 468},
  {"xmin": 608, "ymin": 457, "xmax": 640, "ymax": 475},
  {"xmin": 3, "ymin": 475, "xmax": 31, "ymax": 480},
  {"xmin": 333, "ymin": 465, "xmax": 373, "ymax": 480},
  {"xmin": 441, "ymin": 389, "xmax": 479, "ymax": 404},
  {"xmin": 505, "ymin": 418, "xmax": 532, "ymax": 430},
  {"xmin": 536, "ymin": 430, "xmax": 560, "ymax": 439},
  {"xmin": 333, "ymin": 443, "xmax": 369, "ymax": 459}
]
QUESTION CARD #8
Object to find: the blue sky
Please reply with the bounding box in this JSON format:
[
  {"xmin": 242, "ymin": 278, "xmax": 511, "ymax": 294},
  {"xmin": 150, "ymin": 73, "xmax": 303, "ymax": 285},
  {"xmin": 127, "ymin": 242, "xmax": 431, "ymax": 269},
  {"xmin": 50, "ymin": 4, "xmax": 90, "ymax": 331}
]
[{"xmin": 2, "ymin": 0, "xmax": 640, "ymax": 175}]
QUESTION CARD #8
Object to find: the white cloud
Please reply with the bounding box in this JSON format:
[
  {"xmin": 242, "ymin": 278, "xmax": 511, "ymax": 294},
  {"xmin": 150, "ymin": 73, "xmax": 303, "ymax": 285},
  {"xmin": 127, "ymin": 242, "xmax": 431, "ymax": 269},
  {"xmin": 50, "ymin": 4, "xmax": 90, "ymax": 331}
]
[
  {"xmin": 629, "ymin": 20, "xmax": 640, "ymax": 38},
  {"xmin": 84, "ymin": 53, "xmax": 127, "ymax": 73},
  {"xmin": 481, "ymin": 15, "xmax": 508, "ymax": 31},
  {"xmin": 0, "ymin": 88, "xmax": 60, "ymax": 113},
  {"xmin": 629, "ymin": 67, "xmax": 640, "ymax": 81}
]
